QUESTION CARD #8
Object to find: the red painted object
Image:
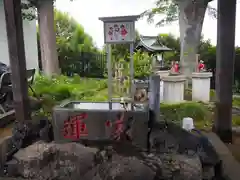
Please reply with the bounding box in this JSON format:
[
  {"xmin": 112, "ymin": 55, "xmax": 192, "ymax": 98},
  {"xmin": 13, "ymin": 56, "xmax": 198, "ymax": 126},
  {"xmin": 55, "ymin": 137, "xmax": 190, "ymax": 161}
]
[
  {"xmin": 112, "ymin": 115, "xmax": 124, "ymax": 140},
  {"xmin": 62, "ymin": 113, "xmax": 88, "ymax": 140},
  {"xmin": 198, "ymin": 63, "xmax": 205, "ymax": 71},
  {"xmin": 174, "ymin": 64, "xmax": 179, "ymax": 73},
  {"xmin": 105, "ymin": 120, "xmax": 111, "ymax": 127}
]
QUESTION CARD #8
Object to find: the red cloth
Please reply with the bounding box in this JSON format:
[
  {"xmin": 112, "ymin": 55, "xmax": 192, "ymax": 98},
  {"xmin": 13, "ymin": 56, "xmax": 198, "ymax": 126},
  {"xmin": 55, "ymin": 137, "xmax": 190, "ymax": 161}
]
[
  {"xmin": 198, "ymin": 63, "xmax": 205, "ymax": 71},
  {"xmin": 174, "ymin": 64, "xmax": 179, "ymax": 72}
]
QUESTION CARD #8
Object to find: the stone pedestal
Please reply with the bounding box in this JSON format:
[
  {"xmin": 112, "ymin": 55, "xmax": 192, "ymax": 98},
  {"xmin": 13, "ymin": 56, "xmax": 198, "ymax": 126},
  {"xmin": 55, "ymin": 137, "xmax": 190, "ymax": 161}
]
[
  {"xmin": 156, "ymin": 70, "xmax": 169, "ymax": 79},
  {"xmin": 161, "ymin": 75, "xmax": 186, "ymax": 103},
  {"xmin": 192, "ymin": 72, "xmax": 212, "ymax": 102}
]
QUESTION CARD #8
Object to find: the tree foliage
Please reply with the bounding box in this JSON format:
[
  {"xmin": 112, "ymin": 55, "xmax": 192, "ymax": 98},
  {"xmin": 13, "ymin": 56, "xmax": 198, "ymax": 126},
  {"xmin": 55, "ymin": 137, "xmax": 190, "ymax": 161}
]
[
  {"xmin": 159, "ymin": 33, "xmax": 212, "ymax": 64},
  {"xmin": 157, "ymin": 33, "xmax": 240, "ymax": 91},
  {"xmin": 141, "ymin": 0, "xmax": 216, "ymax": 27},
  {"xmin": 54, "ymin": 10, "xmax": 97, "ymax": 57},
  {"xmin": 37, "ymin": 10, "xmax": 105, "ymax": 77}
]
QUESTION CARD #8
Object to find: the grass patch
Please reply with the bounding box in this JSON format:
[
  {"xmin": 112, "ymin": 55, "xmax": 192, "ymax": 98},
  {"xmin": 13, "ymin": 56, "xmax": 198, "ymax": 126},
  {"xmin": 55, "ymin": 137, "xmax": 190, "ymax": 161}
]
[
  {"xmin": 31, "ymin": 74, "xmax": 108, "ymax": 117},
  {"xmin": 232, "ymin": 115, "xmax": 240, "ymax": 126},
  {"xmin": 31, "ymin": 75, "xmax": 240, "ymax": 129},
  {"xmin": 160, "ymin": 101, "xmax": 240, "ymax": 129},
  {"xmin": 233, "ymin": 97, "xmax": 240, "ymax": 107},
  {"xmin": 183, "ymin": 88, "xmax": 216, "ymax": 101},
  {"xmin": 160, "ymin": 102, "xmax": 212, "ymax": 129}
]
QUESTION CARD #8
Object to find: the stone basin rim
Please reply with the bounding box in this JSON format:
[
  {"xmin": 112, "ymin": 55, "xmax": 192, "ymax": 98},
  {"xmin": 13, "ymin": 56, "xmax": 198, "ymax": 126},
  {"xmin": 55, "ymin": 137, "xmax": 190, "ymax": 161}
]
[
  {"xmin": 192, "ymin": 72, "xmax": 213, "ymax": 78},
  {"xmin": 161, "ymin": 75, "xmax": 186, "ymax": 82}
]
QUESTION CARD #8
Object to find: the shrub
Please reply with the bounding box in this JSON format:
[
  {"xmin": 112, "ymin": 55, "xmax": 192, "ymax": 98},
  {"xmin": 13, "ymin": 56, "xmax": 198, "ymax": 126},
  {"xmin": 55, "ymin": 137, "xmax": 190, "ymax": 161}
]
[
  {"xmin": 233, "ymin": 97, "xmax": 240, "ymax": 107},
  {"xmin": 210, "ymin": 89, "xmax": 216, "ymax": 101},
  {"xmin": 161, "ymin": 102, "xmax": 210, "ymax": 122},
  {"xmin": 118, "ymin": 51, "xmax": 152, "ymax": 79},
  {"xmin": 183, "ymin": 88, "xmax": 216, "ymax": 102},
  {"xmin": 160, "ymin": 102, "xmax": 211, "ymax": 128},
  {"xmin": 160, "ymin": 101, "xmax": 240, "ymax": 129},
  {"xmin": 31, "ymin": 74, "xmax": 108, "ymax": 116},
  {"xmin": 32, "ymin": 74, "xmax": 107, "ymax": 101},
  {"xmin": 232, "ymin": 115, "xmax": 240, "ymax": 126}
]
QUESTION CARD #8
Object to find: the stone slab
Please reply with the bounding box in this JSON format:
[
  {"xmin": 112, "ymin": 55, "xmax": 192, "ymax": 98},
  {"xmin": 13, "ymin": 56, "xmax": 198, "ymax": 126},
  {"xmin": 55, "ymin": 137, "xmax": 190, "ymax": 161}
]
[{"xmin": 203, "ymin": 132, "xmax": 240, "ymax": 180}]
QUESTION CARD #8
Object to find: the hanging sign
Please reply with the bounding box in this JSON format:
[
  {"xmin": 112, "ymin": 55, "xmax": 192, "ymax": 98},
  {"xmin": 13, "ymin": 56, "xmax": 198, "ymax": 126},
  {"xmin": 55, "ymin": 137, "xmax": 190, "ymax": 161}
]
[
  {"xmin": 99, "ymin": 15, "xmax": 140, "ymax": 44},
  {"xmin": 105, "ymin": 22, "xmax": 134, "ymax": 43}
]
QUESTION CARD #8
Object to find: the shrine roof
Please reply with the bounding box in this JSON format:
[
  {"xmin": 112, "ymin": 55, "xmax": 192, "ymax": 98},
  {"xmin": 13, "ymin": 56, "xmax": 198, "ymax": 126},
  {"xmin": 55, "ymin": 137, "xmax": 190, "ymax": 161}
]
[
  {"xmin": 99, "ymin": 15, "xmax": 140, "ymax": 22},
  {"xmin": 136, "ymin": 35, "xmax": 172, "ymax": 52}
]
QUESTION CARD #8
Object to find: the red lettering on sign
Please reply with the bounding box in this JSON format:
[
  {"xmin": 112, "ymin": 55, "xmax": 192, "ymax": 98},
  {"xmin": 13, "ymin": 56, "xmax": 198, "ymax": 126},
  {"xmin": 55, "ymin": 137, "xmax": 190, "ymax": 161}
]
[
  {"xmin": 105, "ymin": 120, "xmax": 111, "ymax": 127},
  {"xmin": 112, "ymin": 115, "xmax": 124, "ymax": 141},
  {"xmin": 62, "ymin": 113, "xmax": 88, "ymax": 140}
]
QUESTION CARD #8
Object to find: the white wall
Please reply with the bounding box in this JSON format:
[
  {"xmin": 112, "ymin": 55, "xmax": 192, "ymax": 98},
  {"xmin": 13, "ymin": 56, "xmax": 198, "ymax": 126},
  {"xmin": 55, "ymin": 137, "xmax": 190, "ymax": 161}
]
[{"xmin": 0, "ymin": 0, "xmax": 39, "ymax": 70}]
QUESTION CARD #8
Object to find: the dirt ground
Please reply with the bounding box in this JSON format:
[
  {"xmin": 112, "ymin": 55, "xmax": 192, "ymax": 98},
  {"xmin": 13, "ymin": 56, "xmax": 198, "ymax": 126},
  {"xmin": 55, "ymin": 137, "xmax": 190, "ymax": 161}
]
[{"xmin": 0, "ymin": 124, "xmax": 13, "ymax": 138}]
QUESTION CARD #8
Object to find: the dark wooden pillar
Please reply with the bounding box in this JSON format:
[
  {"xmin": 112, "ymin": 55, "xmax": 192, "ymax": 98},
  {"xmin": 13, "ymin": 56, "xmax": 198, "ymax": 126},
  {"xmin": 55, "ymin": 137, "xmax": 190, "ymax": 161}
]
[
  {"xmin": 3, "ymin": 0, "xmax": 31, "ymax": 122},
  {"xmin": 214, "ymin": 0, "xmax": 237, "ymax": 143}
]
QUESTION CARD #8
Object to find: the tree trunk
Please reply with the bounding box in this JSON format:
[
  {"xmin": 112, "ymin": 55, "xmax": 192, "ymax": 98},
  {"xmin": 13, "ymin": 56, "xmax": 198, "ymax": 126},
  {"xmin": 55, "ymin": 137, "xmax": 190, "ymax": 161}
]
[
  {"xmin": 178, "ymin": 0, "xmax": 208, "ymax": 79},
  {"xmin": 37, "ymin": 0, "xmax": 60, "ymax": 76}
]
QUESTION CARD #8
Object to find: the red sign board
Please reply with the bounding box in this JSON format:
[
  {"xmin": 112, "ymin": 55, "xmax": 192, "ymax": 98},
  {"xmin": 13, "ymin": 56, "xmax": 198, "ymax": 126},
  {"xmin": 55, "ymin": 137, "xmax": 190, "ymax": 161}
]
[{"xmin": 62, "ymin": 113, "xmax": 88, "ymax": 140}]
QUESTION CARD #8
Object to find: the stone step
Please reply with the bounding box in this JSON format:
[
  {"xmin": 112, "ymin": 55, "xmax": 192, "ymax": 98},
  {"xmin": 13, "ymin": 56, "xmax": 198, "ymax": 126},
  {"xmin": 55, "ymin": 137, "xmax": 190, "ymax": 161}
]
[{"xmin": 203, "ymin": 132, "xmax": 240, "ymax": 180}]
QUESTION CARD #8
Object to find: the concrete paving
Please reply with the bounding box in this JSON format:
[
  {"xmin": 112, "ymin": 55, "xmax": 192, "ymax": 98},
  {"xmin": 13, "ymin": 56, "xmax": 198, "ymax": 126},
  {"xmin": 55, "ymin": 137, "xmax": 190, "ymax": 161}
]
[{"xmin": 204, "ymin": 132, "xmax": 240, "ymax": 180}]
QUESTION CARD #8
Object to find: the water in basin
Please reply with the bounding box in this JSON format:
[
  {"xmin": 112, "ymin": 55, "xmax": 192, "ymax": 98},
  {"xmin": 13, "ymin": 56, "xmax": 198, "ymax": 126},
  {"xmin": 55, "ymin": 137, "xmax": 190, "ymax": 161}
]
[{"xmin": 64, "ymin": 102, "xmax": 146, "ymax": 111}]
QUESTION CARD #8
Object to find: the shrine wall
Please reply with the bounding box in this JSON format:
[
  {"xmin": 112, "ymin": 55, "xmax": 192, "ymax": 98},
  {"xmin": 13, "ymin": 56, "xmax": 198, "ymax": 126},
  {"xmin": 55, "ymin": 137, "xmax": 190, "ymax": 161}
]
[{"xmin": 0, "ymin": 0, "xmax": 39, "ymax": 70}]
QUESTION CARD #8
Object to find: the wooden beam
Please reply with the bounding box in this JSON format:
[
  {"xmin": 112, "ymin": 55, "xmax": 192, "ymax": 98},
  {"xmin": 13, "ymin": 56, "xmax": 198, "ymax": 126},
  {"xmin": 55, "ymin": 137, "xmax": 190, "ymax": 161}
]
[
  {"xmin": 3, "ymin": 0, "xmax": 31, "ymax": 122},
  {"xmin": 214, "ymin": 0, "xmax": 237, "ymax": 143}
]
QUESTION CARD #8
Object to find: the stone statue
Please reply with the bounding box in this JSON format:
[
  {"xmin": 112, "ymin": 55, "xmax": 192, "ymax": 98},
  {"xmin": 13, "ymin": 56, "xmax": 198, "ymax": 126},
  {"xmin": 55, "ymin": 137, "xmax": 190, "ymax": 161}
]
[
  {"xmin": 197, "ymin": 60, "xmax": 206, "ymax": 72},
  {"xmin": 169, "ymin": 61, "xmax": 181, "ymax": 76}
]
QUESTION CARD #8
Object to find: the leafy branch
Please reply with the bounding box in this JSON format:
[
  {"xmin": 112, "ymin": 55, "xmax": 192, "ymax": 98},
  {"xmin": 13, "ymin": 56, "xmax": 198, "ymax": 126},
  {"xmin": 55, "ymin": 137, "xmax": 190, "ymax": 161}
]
[{"xmin": 141, "ymin": 0, "xmax": 217, "ymax": 27}]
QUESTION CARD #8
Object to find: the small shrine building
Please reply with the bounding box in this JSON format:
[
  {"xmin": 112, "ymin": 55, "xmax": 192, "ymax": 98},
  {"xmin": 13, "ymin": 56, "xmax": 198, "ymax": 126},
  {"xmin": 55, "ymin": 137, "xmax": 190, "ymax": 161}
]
[{"xmin": 135, "ymin": 35, "xmax": 172, "ymax": 70}]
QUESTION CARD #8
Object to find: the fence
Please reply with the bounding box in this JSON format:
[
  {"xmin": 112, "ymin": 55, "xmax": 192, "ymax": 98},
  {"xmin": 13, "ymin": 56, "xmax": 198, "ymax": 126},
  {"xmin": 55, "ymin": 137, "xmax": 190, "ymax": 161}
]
[{"xmin": 59, "ymin": 52, "xmax": 107, "ymax": 78}]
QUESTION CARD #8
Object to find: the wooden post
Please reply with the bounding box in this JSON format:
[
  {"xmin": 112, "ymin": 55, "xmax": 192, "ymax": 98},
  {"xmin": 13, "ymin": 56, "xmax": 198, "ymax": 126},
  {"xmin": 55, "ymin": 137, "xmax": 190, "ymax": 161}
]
[
  {"xmin": 214, "ymin": 0, "xmax": 236, "ymax": 143},
  {"xmin": 3, "ymin": 0, "xmax": 31, "ymax": 122}
]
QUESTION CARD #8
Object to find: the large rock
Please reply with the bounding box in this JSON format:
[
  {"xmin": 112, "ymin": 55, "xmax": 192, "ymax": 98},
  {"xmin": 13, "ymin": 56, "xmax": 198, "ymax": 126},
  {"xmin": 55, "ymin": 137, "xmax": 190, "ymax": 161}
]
[
  {"xmin": 10, "ymin": 142, "xmax": 98, "ymax": 179},
  {"xmin": 142, "ymin": 153, "xmax": 202, "ymax": 180},
  {"xmin": 84, "ymin": 155, "xmax": 155, "ymax": 180},
  {"xmin": 5, "ymin": 142, "xmax": 155, "ymax": 180},
  {"xmin": 2, "ymin": 141, "xmax": 204, "ymax": 180},
  {"xmin": 149, "ymin": 122, "xmax": 220, "ymax": 166}
]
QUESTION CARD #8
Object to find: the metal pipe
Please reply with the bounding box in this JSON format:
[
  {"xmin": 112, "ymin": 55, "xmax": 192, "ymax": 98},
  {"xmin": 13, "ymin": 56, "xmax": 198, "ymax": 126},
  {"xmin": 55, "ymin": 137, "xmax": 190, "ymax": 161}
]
[
  {"xmin": 107, "ymin": 44, "xmax": 112, "ymax": 110},
  {"xmin": 129, "ymin": 43, "xmax": 134, "ymax": 110}
]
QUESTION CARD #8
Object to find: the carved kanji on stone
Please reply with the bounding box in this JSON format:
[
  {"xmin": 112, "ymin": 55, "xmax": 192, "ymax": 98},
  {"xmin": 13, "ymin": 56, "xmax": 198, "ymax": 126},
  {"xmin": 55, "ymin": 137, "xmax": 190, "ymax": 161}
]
[{"xmin": 63, "ymin": 113, "xmax": 88, "ymax": 140}]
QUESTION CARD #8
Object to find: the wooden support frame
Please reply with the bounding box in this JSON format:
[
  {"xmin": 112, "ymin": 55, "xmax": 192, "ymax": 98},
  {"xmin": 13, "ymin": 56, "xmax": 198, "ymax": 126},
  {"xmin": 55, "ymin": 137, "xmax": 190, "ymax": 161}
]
[
  {"xmin": 3, "ymin": 0, "xmax": 31, "ymax": 122},
  {"xmin": 214, "ymin": 0, "xmax": 237, "ymax": 143}
]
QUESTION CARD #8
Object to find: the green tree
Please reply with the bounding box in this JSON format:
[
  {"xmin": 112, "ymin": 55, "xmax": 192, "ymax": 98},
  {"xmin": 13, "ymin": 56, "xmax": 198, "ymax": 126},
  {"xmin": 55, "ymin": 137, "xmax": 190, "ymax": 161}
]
[
  {"xmin": 142, "ymin": 0, "xmax": 216, "ymax": 78},
  {"xmin": 158, "ymin": 33, "xmax": 214, "ymax": 67},
  {"xmin": 54, "ymin": 10, "xmax": 96, "ymax": 56},
  {"xmin": 51, "ymin": 10, "xmax": 104, "ymax": 77},
  {"xmin": 158, "ymin": 33, "xmax": 180, "ymax": 66}
]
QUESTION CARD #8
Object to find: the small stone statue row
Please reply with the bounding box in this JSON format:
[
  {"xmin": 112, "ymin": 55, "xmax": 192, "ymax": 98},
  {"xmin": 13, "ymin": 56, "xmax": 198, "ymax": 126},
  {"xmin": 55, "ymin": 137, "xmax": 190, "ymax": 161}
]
[{"xmin": 169, "ymin": 60, "xmax": 206, "ymax": 74}]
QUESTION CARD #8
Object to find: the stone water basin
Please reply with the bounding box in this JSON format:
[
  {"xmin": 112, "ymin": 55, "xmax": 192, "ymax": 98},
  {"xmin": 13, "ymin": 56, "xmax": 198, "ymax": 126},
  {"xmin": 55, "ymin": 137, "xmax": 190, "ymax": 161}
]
[{"xmin": 52, "ymin": 101, "xmax": 149, "ymax": 148}]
